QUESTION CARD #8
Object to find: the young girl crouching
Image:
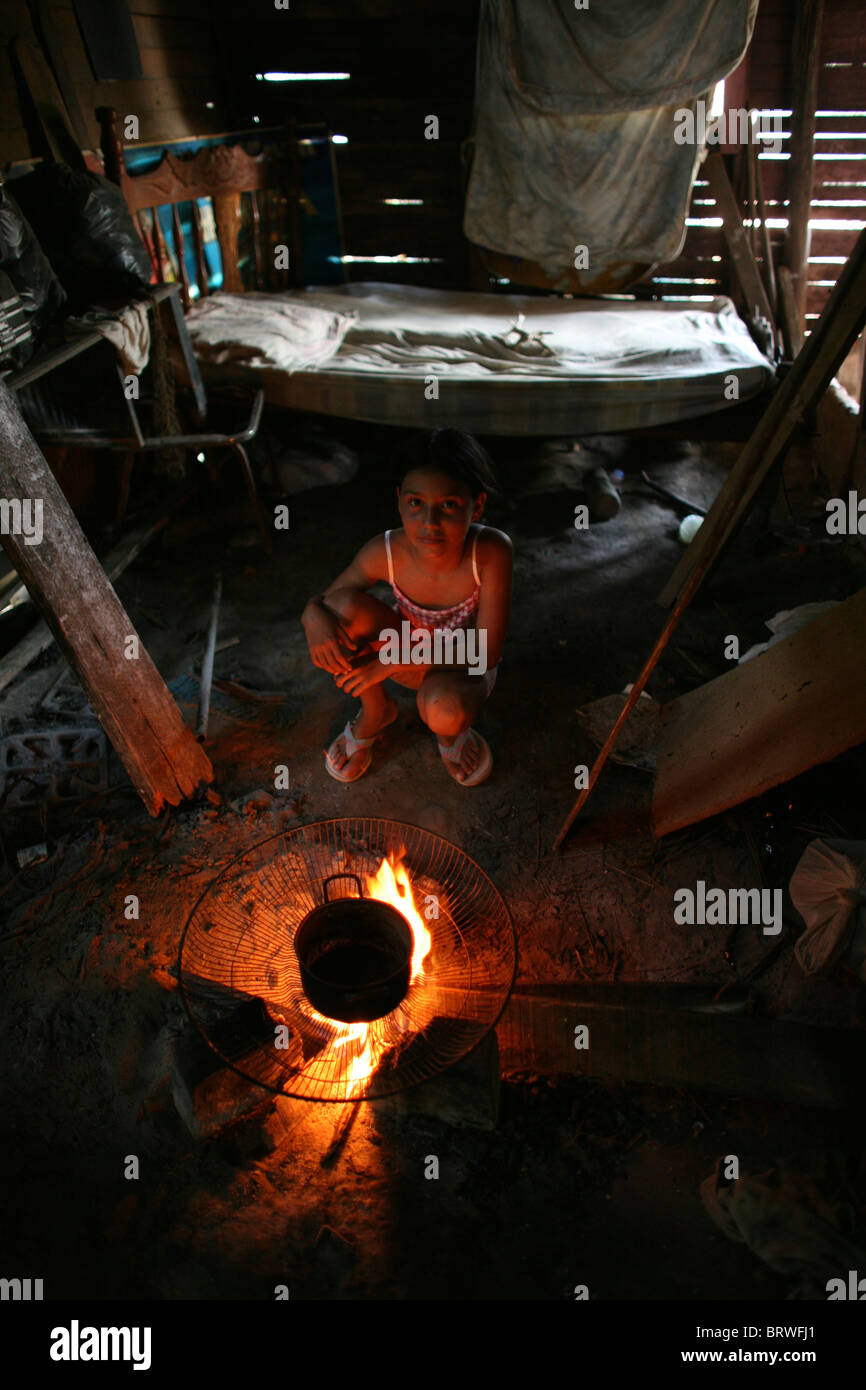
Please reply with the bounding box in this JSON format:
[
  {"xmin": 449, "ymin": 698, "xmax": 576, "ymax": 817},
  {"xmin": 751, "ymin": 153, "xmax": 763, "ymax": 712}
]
[{"xmin": 301, "ymin": 428, "xmax": 512, "ymax": 786}]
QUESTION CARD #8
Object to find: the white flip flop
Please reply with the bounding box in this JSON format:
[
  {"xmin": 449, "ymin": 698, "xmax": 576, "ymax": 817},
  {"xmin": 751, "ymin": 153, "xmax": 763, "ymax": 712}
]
[
  {"xmin": 438, "ymin": 726, "xmax": 493, "ymax": 787},
  {"xmin": 325, "ymin": 709, "xmax": 396, "ymax": 783}
]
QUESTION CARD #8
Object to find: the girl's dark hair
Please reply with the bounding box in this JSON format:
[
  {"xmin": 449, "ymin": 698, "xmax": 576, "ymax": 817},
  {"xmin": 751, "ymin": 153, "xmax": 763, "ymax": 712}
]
[{"xmin": 392, "ymin": 429, "xmax": 498, "ymax": 500}]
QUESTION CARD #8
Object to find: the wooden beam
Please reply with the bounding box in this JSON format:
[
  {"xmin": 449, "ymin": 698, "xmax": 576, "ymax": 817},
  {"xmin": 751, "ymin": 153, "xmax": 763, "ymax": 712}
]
[
  {"xmin": 652, "ymin": 588, "xmax": 866, "ymax": 836},
  {"xmin": 0, "ymin": 381, "xmax": 213, "ymax": 814},
  {"xmin": 783, "ymin": 0, "xmax": 825, "ymax": 325},
  {"xmin": 497, "ymin": 985, "xmax": 866, "ymax": 1111}
]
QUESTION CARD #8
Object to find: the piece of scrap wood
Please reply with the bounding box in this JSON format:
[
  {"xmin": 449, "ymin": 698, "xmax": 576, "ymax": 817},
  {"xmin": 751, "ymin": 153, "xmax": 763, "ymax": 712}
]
[{"xmin": 652, "ymin": 587, "xmax": 866, "ymax": 837}]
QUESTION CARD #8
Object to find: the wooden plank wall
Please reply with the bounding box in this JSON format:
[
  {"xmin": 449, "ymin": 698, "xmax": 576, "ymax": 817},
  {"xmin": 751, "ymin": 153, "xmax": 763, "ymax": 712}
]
[
  {"xmin": 641, "ymin": 0, "xmax": 865, "ymax": 357},
  {"xmin": 0, "ymin": 0, "xmax": 231, "ymax": 164},
  {"xmin": 210, "ymin": 0, "xmax": 480, "ymax": 289},
  {"xmin": 0, "ymin": 0, "xmax": 862, "ymax": 330}
]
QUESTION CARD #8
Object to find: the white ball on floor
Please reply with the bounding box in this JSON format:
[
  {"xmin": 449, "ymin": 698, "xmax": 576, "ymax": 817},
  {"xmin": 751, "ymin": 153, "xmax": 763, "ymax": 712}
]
[{"xmin": 678, "ymin": 513, "xmax": 703, "ymax": 544}]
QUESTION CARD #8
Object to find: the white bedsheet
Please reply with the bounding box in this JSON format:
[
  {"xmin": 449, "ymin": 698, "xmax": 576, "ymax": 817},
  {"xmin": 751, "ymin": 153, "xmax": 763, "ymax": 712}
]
[
  {"xmin": 300, "ymin": 282, "xmax": 773, "ymax": 385},
  {"xmin": 184, "ymin": 282, "xmax": 775, "ymax": 435}
]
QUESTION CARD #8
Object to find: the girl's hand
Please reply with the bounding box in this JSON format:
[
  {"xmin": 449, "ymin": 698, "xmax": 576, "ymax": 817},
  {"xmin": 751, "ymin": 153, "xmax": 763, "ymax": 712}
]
[
  {"xmin": 335, "ymin": 657, "xmax": 389, "ymax": 696},
  {"xmin": 303, "ymin": 605, "xmax": 357, "ymax": 675}
]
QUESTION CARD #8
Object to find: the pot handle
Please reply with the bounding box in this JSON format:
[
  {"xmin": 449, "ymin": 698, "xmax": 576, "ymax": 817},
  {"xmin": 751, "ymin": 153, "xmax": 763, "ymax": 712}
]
[{"xmin": 321, "ymin": 872, "xmax": 364, "ymax": 903}]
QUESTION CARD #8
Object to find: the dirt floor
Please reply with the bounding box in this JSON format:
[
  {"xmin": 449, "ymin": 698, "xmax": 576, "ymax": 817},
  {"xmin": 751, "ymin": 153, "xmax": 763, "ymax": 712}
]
[{"xmin": 1, "ymin": 413, "xmax": 865, "ymax": 1300}]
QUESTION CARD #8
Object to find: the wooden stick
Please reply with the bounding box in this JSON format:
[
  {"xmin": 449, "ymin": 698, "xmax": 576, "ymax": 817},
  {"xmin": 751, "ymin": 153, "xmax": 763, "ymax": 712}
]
[
  {"xmin": 555, "ymin": 227, "xmax": 866, "ymax": 850},
  {"xmin": 197, "ymin": 574, "xmax": 222, "ymax": 738},
  {"xmin": 553, "ymin": 564, "xmax": 710, "ymax": 852}
]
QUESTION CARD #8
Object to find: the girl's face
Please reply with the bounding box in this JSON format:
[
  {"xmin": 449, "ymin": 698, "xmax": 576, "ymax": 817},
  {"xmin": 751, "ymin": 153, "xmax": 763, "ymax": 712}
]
[{"xmin": 397, "ymin": 468, "xmax": 484, "ymax": 558}]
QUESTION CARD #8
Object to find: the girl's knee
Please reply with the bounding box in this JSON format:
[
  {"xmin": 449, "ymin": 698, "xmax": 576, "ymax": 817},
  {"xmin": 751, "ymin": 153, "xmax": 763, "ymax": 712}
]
[{"xmin": 417, "ymin": 676, "xmax": 470, "ymax": 736}]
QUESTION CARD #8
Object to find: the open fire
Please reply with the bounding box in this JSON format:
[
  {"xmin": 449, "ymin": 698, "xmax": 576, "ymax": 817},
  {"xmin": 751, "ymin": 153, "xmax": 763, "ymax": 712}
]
[
  {"xmin": 179, "ymin": 817, "xmax": 515, "ymax": 1103},
  {"xmin": 307, "ymin": 852, "xmax": 433, "ymax": 1097}
]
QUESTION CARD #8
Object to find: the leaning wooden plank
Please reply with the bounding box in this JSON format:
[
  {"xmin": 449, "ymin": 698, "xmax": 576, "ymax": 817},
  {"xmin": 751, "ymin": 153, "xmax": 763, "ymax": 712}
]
[
  {"xmin": 0, "ymin": 381, "xmax": 212, "ymax": 813},
  {"xmin": 497, "ymin": 984, "xmax": 865, "ymax": 1110},
  {"xmin": 658, "ymin": 223, "xmax": 866, "ymax": 607},
  {"xmin": 652, "ymin": 588, "xmax": 866, "ymax": 838}
]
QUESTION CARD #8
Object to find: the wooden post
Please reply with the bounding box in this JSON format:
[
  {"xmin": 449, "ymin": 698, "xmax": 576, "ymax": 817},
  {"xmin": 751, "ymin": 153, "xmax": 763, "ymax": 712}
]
[
  {"xmin": 95, "ymin": 104, "xmax": 125, "ymax": 184},
  {"xmin": 0, "ymin": 381, "xmax": 213, "ymax": 815},
  {"xmin": 784, "ymin": 0, "xmax": 825, "ymax": 325},
  {"xmin": 212, "ymin": 193, "xmax": 244, "ymax": 293}
]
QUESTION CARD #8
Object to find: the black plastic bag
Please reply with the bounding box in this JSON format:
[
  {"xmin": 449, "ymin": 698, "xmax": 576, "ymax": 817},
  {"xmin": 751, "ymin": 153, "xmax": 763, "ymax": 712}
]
[
  {"xmin": 0, "ymin": 184, "xmax": 66, "ymax": 356},
  {"xmin": 11, "ymin": 163, "xmax": 151, "ymax": 309},
  {"xmin": 0, "ymin": 270, "xmax": 34, "ymax": 367}
]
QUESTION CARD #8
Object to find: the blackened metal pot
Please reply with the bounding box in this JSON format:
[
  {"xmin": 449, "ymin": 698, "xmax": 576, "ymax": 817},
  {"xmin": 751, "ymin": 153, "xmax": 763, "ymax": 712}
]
[{"xmin": 294, "ymin": 872, "xmax": 413, "ymax": 1024}]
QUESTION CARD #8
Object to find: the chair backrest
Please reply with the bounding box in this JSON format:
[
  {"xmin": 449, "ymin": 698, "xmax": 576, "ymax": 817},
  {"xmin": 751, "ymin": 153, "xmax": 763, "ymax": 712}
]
[{"xmin": 95, "ymin": 106, "xmax": 301, "ymax": 307}]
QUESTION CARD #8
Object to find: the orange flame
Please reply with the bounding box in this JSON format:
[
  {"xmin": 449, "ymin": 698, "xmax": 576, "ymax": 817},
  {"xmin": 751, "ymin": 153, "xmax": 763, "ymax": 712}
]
[
  {"xmin": 313, "ymin": 853, "xmax": 429, "ymax": 1097},
  {"xmin": 365, "ymin": 853, "xmax": 432, "ymax": 980}
]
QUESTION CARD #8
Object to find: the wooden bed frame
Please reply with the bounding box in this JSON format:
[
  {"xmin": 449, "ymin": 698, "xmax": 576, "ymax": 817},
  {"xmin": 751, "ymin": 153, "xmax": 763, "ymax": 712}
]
[
  {"xmin": 95, "ymin": 107, "xmax": 303, "ymax": 306},
  {"xmin": 94, "ymin": 109, "xmax": 780, "ymax": 444}
]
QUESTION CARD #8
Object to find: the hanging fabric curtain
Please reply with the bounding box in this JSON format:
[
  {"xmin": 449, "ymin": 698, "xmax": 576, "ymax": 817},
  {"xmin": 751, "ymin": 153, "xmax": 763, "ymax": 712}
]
[{"xmin": 464, "ymin": 0, "xmax": 759, "ymax": 288}]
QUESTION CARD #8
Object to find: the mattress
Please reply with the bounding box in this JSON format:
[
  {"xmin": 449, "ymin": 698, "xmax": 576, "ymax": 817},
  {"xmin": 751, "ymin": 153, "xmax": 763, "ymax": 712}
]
[{"xmin": 191, "ymin": 281, "xmax": 776, "ymax": 436}]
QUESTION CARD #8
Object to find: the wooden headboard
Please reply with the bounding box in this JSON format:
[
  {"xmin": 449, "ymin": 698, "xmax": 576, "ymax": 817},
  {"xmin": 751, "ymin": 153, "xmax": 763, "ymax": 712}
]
[{"xmin": 95, "ymin": 107, "xmax": 302, "ymax": 308}]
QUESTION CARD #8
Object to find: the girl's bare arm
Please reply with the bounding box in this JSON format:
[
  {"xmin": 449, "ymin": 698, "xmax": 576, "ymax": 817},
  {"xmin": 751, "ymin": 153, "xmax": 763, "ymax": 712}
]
[{"xmin": 301, "ymin": 536, "xmax": 388, "ymax": 675}]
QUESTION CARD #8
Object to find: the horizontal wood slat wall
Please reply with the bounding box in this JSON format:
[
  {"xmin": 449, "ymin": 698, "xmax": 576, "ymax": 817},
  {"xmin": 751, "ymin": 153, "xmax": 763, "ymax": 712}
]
[{"xmin": 0, "ymin": 0, "xmax": 862, "ymax": 322}]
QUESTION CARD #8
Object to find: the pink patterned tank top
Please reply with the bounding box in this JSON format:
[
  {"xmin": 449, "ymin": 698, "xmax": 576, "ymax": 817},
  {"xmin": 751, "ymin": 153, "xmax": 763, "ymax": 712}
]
[{"xmin": 385, "ymin": 527, "xmax": 482, "ymax": 633}]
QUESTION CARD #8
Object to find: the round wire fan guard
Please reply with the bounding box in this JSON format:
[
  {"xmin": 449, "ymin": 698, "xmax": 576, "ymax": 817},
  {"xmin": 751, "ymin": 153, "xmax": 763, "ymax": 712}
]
[{"xmin": 178, "ymin": 818, "xmax": 516, "ymax": 1102}]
